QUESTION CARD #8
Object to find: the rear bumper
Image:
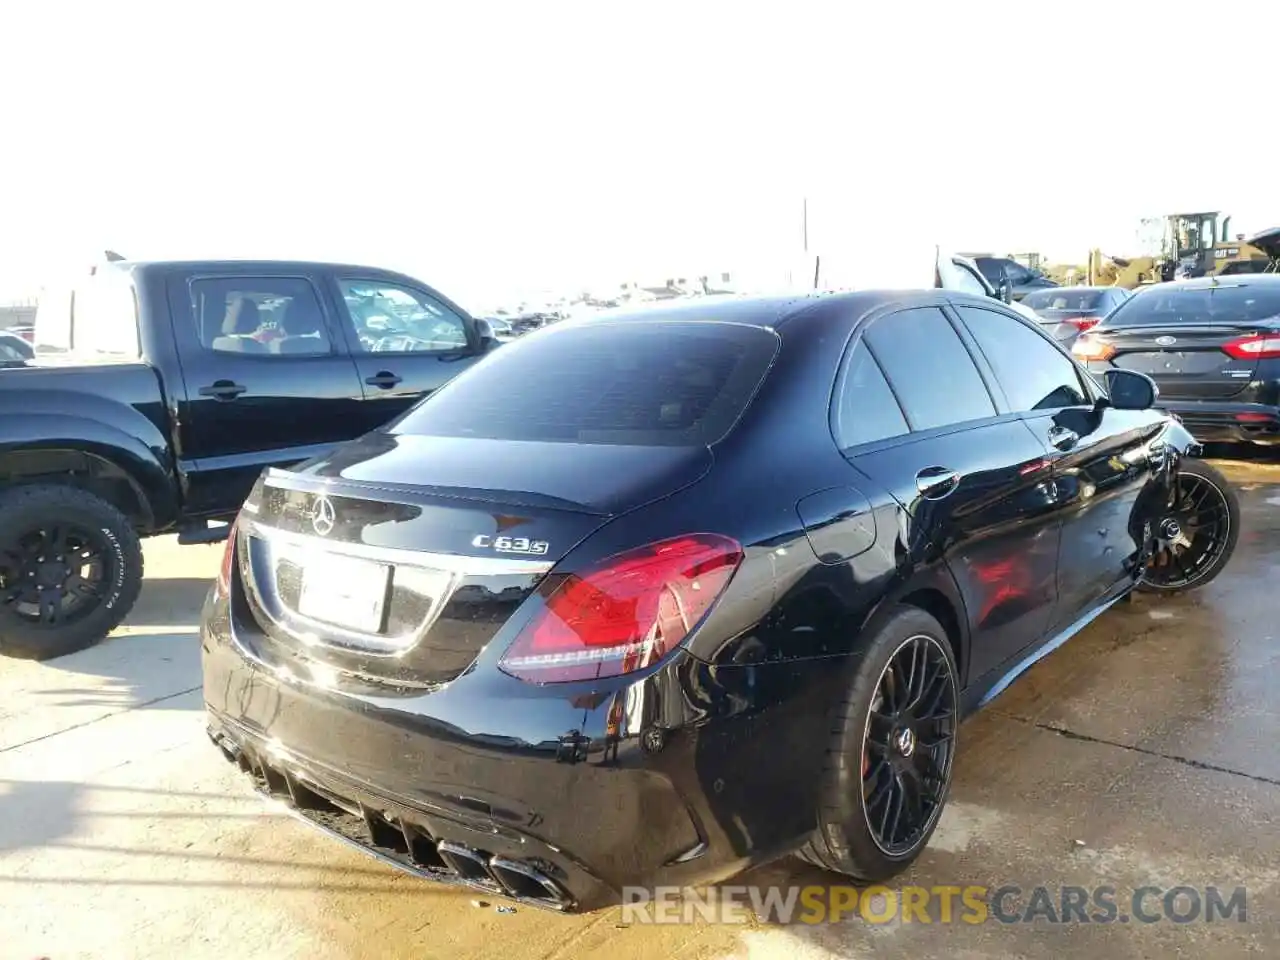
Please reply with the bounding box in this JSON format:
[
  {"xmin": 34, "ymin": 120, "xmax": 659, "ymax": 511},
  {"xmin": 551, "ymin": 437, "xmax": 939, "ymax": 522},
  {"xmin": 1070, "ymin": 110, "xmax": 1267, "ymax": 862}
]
[
  {"xmin": 1155, "ymin": 400, "xmax": 1280, "ymax": 445},
  {"xmin": 200, "ymin": 588, "xmax": 842, "ymax": 910}
]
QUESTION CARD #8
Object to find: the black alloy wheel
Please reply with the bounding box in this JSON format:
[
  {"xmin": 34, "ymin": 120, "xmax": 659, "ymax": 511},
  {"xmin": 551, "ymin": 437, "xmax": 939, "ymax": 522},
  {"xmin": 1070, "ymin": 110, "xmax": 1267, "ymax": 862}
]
[
  {"xmin": 0, "ymin": 485, "xmax": 144, "ymax": 660},
  {"xmin": 2, "ymin": 521, "xmax": 113, "ymax": 627},
  {"xmin": 861, "ymin": 634, "xmax": 958, "ymax": 857},
  {"xmin": 1138, "ymin": 459, "xmax": 1239, "ymax": 594},
  {"xmin": 798, "ymin": 605, "xmax": 959, "ymax": 882}
]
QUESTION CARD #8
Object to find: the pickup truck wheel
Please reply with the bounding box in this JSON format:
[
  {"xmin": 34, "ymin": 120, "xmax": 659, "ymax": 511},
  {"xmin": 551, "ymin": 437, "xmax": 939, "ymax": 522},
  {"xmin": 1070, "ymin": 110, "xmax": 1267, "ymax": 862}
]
[{"xmin": 0, "ymin": 485, "xmax": 144, "ymax": 660}]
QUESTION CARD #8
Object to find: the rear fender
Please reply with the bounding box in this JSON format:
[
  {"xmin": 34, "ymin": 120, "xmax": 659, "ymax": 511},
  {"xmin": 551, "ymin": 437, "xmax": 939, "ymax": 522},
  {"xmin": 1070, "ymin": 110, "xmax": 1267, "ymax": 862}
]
[
  {"xmin": 858, "ymin": 561, "xmax": 972, "ymax": 685},
  {"xmin": 0, "ymin": 414, "xmax": 178, "ymax": 530}
]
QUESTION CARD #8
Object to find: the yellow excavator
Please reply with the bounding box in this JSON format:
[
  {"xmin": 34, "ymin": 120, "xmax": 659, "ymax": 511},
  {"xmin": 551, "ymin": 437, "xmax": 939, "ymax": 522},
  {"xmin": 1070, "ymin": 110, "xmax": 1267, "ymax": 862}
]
[{"xmin": 1068, "ymin": 213, "xmax": 1277, "ymax": 289}]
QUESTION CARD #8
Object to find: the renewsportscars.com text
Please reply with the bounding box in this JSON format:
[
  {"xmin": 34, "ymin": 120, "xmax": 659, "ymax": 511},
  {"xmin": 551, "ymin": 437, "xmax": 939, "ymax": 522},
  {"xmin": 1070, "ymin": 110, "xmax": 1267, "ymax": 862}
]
[{"xmin": 620, "ymin": 884, "xmax": 1248, "ymax": 925}]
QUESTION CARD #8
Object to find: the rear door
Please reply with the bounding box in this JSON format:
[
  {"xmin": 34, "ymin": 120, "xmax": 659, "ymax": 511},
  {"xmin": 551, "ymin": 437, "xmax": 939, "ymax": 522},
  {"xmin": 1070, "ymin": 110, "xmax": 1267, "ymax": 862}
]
[
  {"xmin": 954, "ymin": 303, "xmax": 1167, "ymax": 632},
  {"xmin": 837, "ymin": 305, "xmax": 1063, "ymax": 681},
  {"xmin": 1080, "ymin": 281, "xmax": 1280, "ymax": 400},
  {"xmin": 324, "ymin": 274, "xmax": 487, "ymax": 433},
  {"xmin": 168, "ymin": 270, "xmax": 366, "ymax": 517}
]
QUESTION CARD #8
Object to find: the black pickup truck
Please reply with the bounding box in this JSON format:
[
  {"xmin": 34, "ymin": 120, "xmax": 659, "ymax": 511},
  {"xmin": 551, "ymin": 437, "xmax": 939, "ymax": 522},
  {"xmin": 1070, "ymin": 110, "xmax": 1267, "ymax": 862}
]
[{"xmin": 0, "ymin": 259, "xmax": 499, "ymax": 660}]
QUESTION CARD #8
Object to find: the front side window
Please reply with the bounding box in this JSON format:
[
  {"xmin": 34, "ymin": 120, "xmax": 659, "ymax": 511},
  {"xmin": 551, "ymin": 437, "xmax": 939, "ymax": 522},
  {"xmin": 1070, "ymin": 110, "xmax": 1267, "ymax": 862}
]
[
  {"xmin": 957, "ymin": 306, "xmax": 1089, "ymax": 412},
  {"xmin": 190, "ymin": 277, "xmax": 331, "ymax": 357},
  {"xmin": 863, "ymin": 307, "xmax": 996, "ymax": 431},
  {"xmin": 949, "ymin": 260, "xmax": 989, "ymax": 297},
  {"xmin": 338, "ymin": 280, "xmax": 469, "ymax": 354}
]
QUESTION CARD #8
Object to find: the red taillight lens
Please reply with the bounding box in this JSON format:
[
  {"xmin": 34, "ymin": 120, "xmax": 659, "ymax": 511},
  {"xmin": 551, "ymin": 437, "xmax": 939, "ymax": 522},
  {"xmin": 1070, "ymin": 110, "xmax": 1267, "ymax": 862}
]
[
  {"xmin": 1071, "ymin": 335, "xmax": 1115, "ymax": 361},
  {"xmin": 215, "ymin": 525, "xmax": 238, "ymax": 597},
  {"xmin": 498, "ymin": 533, "xmax": 743, "ymax": 684},
  {"xmin": 1066, "ymin": 316, "xmax": 1102, "ymax": 332},
  {"xmin": 1222, "ymin": 334, "xmax": 1280, "ymax": 360}
]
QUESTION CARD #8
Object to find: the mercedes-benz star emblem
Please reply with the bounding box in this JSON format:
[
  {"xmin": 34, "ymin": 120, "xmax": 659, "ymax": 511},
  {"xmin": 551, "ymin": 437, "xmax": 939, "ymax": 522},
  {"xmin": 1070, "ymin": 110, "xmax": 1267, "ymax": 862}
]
[
  {"xmin": 894, "ymin": 727, "xmax": 916, "ymax": 758},
  {"xmin": 311, "ymin": 495, "xmax": 336, "ymax": 537}
]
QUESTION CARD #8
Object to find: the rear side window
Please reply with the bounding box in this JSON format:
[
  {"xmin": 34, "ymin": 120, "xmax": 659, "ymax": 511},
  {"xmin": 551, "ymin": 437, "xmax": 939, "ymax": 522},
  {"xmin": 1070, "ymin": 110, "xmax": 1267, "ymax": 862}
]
[
  {"xmin": 189, "ymin": 277, "xmax": 332, "ymax": 357},
  {"xmin": 957, "ymin": 306, "xmax": 1088, "ymax": 412},
  {"xmin": 832, "ymin": 342, "xmax": 909, "ymax": 449},
  {"xmin": 393, "ymin": 320, "xmax": 779, "ymax": 446},
  {"xmin": 1103, "ymin": 283, "xmax": 1280, "ymax": 327},
  {"xmin": 863, "ymin": 307, "xmax": 995, "ymax": 431}
]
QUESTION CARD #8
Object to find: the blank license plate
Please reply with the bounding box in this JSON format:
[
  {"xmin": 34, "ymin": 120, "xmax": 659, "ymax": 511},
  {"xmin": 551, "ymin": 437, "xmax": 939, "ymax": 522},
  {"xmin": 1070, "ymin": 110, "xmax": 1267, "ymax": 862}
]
[{"xmin": 297, "ymin": 553, "xmax": 391, "ymax": 633}]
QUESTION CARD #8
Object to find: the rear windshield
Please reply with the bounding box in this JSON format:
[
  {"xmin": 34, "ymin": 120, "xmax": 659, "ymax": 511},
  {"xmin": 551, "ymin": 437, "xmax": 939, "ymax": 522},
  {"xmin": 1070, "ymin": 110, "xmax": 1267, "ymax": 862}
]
[
  {"xmin": 392, "ymin": 320, "xmax": 779, "ymax": 446},
  {"xmin": 1101, "ymin": 282, "xmax": 1280, "ymax": 327},
  {"xmin": 1023, "ymin": 289, "xmax": 1104, "ymax": 311},
  {"xmin": 34, "ymin": 268, "xmax": 141, "ymax": 358}
]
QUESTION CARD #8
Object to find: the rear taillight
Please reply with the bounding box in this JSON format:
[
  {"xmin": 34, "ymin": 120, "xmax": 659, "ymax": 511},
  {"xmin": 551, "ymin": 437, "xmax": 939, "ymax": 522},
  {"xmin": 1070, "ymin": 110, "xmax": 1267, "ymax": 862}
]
[
  {"xmin": 498, "ymin": 533, "xmax": 743, "ymax": 684},
  {"xmin": 1066, "ymin": 316, "xmax": 1102, "ymax": 333},
  {"xmin": 1222, "ymin": 334, "xmax": 1280, "ymax": 360},
  {"xmin": 215, "ymin": 525, "xmax": 238, "ymax": 598},
  {"xmin": 1071, "ymin": 335, "xmax": 1115, "ymax": 361}
]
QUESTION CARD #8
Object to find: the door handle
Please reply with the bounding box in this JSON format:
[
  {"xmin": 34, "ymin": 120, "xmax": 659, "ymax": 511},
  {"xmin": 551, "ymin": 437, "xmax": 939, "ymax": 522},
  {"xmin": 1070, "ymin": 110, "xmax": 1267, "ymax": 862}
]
[
  {"xmin": 1047, "ymin": 425, "xmax": 1079, "ymax": 451},
  {"xmin": 364, "ymin": 371, "xmax": 403, "ymax": 389},
  {"xmin": 198, "ymin": 380, "xmax": 246, "ymax": 400},
  {"xmin": 915, "ymin": 466, "xmax": 961, "ymax": 500}
]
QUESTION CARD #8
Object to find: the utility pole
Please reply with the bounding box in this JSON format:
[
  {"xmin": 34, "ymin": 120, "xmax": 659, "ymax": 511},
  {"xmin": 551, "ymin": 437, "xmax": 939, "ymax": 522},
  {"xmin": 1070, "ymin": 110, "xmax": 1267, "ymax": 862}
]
[{"xmin": 802, "ymin": 197, "xmax": 809, "ymax": 253}]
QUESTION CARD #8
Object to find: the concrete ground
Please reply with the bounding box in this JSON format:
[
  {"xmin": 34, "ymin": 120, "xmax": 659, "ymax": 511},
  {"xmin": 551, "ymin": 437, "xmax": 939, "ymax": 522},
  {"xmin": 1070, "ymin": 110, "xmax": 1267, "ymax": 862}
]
[{"xmin": 2, "ymin": 459, "xmax": 1278, "ymax": 959}]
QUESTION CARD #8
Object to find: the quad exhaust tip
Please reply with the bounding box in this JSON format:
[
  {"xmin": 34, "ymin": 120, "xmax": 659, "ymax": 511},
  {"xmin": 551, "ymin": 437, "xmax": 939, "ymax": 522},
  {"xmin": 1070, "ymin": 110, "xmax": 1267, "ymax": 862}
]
[{"xmin": 210, "ymin": 726, "xmax": 576, "ymax": 910}]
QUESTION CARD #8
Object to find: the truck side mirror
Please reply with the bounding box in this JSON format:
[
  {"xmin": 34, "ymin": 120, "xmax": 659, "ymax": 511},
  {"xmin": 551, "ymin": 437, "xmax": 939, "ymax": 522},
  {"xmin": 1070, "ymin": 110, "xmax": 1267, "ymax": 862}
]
[{"xmin": 997, "ymin": 278, "xmax": 1013, "ymax": 303}]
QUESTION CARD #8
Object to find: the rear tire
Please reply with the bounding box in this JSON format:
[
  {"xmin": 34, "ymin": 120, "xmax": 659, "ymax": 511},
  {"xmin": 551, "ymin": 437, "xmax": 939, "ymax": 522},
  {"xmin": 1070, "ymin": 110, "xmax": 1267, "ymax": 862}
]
[
  {"xmin": 798, "ymin": 605, "xmax": 959, "ymax": 882},
  {"xmin": 1136, "ymin": 459, "xmax": 1239, "ymax": 595},
  {"xmin": 0, "ymin": 485, "xmax": 144, "ymax": 660}
]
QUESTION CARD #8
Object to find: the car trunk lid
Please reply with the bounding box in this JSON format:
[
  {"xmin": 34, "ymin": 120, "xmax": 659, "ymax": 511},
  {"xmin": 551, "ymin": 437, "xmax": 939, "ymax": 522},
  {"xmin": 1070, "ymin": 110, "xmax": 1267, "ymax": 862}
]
[
  {"xmin": 1099, "ymin": 322, "xmax": 1270, "ymax": 400},
  {"xmin": 232, "ymin": 431, "xmax": 714, "ymax": 688}
]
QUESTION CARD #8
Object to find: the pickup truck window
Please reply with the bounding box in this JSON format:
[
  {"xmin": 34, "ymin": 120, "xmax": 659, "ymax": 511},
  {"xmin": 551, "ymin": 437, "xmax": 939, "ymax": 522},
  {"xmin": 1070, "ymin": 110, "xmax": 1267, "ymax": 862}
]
[
  {"xmin": 338, "ymin": 279, "xmax": 468, "ymax": 354},
  {"xmin": 190, "ymin": 277, "xmax": 332, "ymax": 357},
  {"xmin": 34, "ymin": 270, "xmax": 140, "ymax": 358}
]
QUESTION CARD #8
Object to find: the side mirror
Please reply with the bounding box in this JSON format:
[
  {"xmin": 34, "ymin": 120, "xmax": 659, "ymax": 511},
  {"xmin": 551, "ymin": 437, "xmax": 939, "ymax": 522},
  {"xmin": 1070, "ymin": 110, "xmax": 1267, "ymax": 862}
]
[
  {"xmin": 475, "ymin": 318, "xmax": 498, "ymax": 351},
  {"xmin": 997, "ymin": 278, "xmax": 1013, "ymax": 303},
  {"xmin": 1104, "ymin": 368, "xmax": 1158, "ymax": 410}
]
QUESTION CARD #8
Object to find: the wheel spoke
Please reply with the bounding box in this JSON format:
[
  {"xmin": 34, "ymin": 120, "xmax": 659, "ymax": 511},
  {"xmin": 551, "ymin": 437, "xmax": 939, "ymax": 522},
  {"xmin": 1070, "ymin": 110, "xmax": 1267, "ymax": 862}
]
[
  {"xmin": 882, "ymin": 772, "xmax": 906, "ymax": 844},
  {"xmin": 66, "ymin": 574, "xmax": 99, "ymax": 600},
  {"xmin": 38, "ymin": 591, "xmax": 61, "ymax": 624}
]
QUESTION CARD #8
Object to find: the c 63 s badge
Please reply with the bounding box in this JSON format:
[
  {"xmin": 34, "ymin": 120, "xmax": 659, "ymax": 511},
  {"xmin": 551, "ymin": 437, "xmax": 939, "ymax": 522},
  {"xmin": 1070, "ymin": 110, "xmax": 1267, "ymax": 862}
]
[{"xmin": 472, "ymin": 534, "xmax": 550, "ymax": 556}]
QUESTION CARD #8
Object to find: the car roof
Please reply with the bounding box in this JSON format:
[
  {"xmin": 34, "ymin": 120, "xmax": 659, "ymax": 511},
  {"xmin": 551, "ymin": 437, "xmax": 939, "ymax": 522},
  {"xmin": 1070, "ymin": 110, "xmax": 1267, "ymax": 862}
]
[
  {"xmin": 580, "ymin": 289, "xmax": 959, "ymax": 330},
  {"xmin": 1137, "ymin": 275, "xmax": 1280, "ymax": 293}
]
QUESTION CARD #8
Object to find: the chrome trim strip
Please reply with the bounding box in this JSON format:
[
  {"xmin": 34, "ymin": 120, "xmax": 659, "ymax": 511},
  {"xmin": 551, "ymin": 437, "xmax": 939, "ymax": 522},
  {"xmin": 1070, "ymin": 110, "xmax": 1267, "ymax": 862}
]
[{"xmin": 241, "ymin": 518, "xmax": 555, "ymax": 576}]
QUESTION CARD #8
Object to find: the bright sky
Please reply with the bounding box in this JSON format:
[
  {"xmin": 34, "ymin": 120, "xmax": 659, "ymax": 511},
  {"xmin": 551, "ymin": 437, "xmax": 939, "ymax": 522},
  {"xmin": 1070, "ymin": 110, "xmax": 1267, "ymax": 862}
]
[{"xmin": 2, "ymin": 1, "xmax": 1277, "ymax": 310}]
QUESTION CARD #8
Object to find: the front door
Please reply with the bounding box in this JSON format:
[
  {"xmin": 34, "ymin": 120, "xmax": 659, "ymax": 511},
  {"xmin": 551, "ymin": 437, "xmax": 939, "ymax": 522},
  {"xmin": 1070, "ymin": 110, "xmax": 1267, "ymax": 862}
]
[
  {"xmin": 952, "ymin": 303, "xmax": 1167, "ymax": 633},
  {"xmin": 168, "ymin": 271, "xmax": 366, "ymax": 518},
  {"xmin": 323, "ymin": 274, "xmax": 486, "ymax": 433},
  {"xmin": 836, "ymin": 305, "xmax": 1064, "ymax": 682}
]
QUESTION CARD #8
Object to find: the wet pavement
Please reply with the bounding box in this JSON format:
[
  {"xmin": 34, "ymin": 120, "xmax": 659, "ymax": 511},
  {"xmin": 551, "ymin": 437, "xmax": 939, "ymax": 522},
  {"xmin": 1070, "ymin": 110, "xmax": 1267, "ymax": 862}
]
[{"xmin": 1, "ymin": 458, "xmax": 1278, "ymax": 959}]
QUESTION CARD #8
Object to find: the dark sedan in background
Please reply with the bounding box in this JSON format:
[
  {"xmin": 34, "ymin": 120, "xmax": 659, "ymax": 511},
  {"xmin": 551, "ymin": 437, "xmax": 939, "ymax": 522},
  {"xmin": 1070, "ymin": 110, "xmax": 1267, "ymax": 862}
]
[
  {"xmin": 1072, "ymin": 275, "xmax": 1280, "ymax": 445},
  {"xmin": 1023, "ymin": 286, "xmax": 1132, "ymax": 346}
]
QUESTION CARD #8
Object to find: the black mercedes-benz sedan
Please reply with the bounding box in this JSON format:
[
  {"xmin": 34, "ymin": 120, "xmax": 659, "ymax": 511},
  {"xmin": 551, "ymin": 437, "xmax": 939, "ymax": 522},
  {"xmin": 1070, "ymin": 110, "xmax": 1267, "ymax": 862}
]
[{"xmin": 202, "ymin": 289, "xmax": 1237, "ymax": 911}]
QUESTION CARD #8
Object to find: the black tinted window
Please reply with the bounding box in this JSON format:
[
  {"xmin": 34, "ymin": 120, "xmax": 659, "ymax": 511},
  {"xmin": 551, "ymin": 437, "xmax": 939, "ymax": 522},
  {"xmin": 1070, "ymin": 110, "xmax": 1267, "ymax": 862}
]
[
  {"xmin": 190, "ymin": 277, "xmax": 331, "ymax": 357},
  {"xmin": 833, "ymin": 342, "xmax": 908, "ymax": 448},
  {"xmin": 957, "ymin": 306, "xmax": 1088, "ymax": 412},
  {"xmin": 1103, "ymin": 282, "xmax": 1280, "ymax": 327},
  {"xmin": 393, "ymin": 321, "xmax": 778, "ymax": 446},
  {"xmin": 864, "ymin": 307, "xmax": 995, "ymax": 431}
]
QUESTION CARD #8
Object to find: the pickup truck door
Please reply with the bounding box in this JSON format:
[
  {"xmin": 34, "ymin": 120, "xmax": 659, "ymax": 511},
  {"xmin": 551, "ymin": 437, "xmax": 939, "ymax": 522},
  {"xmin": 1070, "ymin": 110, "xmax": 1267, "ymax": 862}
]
[
  {"xmin": 167, "ymin": 270, "xmax": 366, "ymax": 518},
  {"xmin": 322, "ymin": 273, "xmax": 487, "ymax": 431}
]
